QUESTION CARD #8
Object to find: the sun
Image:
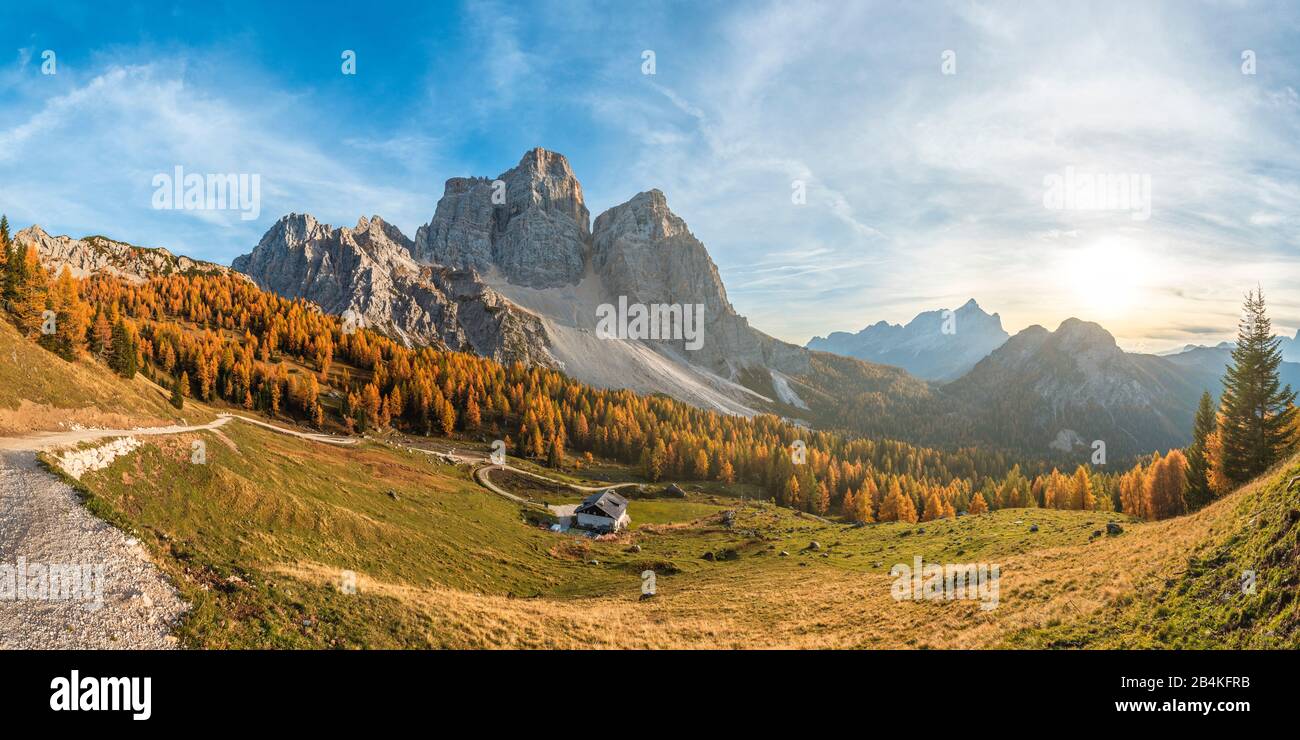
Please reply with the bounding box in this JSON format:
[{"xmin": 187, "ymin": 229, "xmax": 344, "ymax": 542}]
[{"xmin": 1061, "ymin": 239, "xmax": 1150, "ymax": 319}]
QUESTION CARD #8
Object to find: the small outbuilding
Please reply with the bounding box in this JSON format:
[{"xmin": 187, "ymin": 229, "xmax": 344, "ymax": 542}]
[{"xmin": 574, "ymin": 489, "xmax": 630, "ymax": 533}]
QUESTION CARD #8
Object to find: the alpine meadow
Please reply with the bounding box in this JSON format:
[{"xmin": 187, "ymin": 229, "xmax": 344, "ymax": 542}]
[{"xmin": 2, "ymin": 2, "xmax": 1299, "ymax": 722}]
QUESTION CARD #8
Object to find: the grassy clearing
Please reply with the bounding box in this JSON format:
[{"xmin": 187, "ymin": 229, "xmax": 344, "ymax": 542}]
[
  {"xmin": 66, "ymin": 416, "xmax": 1200, "ymax": 648},
  {"xmin": 1010, "ymin": 454, "xmax": 1300, "ymax": 648},
  {"xmin": 0, "ymin": 318, "xmax": 205, "ymax": 434}
]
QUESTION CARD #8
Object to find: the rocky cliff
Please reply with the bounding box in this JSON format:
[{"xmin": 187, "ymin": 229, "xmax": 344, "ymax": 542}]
[
  {"xmin": 589, "ymin": 189, "xmax": 808, "ymax": 378},
  {"xmin": 232, "ymin": 213, "xmax": 554, "ymax": 368},
  {"xmin": 16, "ymin": 226, "xmax": 233, "ymax": 283},
  {"xmin": 413, "ymin": 148, "xmax": 589, "ymax": 289}
]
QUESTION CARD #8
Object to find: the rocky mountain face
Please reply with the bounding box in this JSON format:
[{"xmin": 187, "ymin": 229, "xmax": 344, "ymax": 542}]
[
  {"xmin": 807, "ymin": 298, "xmax": 1009, "ymax": 381},
  {"xmin": 590, "ymin": 189, "xmax": 808, "ymax": 378},
  {"xmin": 16, "ymin": 225, "xmax": 233, "ymax": 283},
  {"xmin": 941, "ymin": 318, "xmax": 1211, "ymax": 458},
  {"xmin": 402, "ymin": 149, "xmax": 808, "ymax": 413},
  {"xmin": 414, "ymin": 148, "xmax": 589, "ymax": 289},
  {"xmin": 232, "ymin": 213, "xmax": 553, "ymax": 368}
]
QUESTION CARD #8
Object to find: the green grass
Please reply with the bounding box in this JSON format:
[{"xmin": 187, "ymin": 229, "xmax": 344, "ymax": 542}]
[
  {"xmin": 70, "ymin": 422, "xmax": 796, "ymax": 646},
  {"xmin": 1009, "ymin": 456, "xmax": 1300, "ymax": 649},
  {"xmin": 0, "ymin": 318, "xmax": 200, "ymax": 429},
  {"xmin": 63, "ymin": 410, "xmax": 1188, "ymax": 649}
]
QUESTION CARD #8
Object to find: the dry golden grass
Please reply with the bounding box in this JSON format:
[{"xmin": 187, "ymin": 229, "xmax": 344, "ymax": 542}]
[{"xmin": 274, "ymin": 483, "xmax": 1243, "ymax": 649}]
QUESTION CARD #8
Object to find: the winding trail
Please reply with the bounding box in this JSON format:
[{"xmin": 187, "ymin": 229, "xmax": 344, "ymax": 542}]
[
  {"xmin": 0, "ymin": 412, "xmax": 355, "ymax": 648},
  {"xmin": 0, "ymin": 412, "xmax": 357, "ymax": 453},
  {"xmin": 473, "ymin": 463, "xmax": 642, "ymax": 514},
  {"xmin": 390, "ymin": 439, "xmax": 641, "ymax": 512}
]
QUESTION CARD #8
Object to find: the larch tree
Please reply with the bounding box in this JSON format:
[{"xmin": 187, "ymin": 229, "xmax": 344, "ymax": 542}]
[{"xmin": 1143, "ymin": 450, "xmax": 1187, "ymax": 520}]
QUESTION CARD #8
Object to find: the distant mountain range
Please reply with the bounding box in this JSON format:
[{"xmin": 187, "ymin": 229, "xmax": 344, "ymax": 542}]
[
  {"xmin": 942, "ymin": 319, "xmax": 1233, "ymax": 459},
  {"xmin": 18, "ymin": 147, "xmax": 1300, "ymax": 463},
  {"xmin": 1175, "ymin": 335, "xmax": 1300, "ymax": 364},
  {"xmin": 811, "ymin": 304, "xmax": 1300, "ymax": 459},
  {"xmin": 807, "ymin": 299, "xmax": 1009, "ymax": 381},
  {"xmin": 14, "ymin": 226, "xmax": 235, "ymax": 284}
]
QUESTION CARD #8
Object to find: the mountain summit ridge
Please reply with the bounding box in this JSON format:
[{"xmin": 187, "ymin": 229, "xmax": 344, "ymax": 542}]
[{"xmin": 807, "ymin": 298, "xmax": 1009, "ymax": 381}]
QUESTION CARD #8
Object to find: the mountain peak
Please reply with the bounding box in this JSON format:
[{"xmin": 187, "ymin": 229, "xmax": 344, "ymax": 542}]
[
  {"xmin": 1054, "ymin": 317, "xmax": 1118, "ymax": 349},
  {"xmin": 806, "ymin": 300, "xmax": 1010, "ymax": 381},
  {"xmin": 16, "ymin": 224, "xmax": 50, "ymax": 241},
  {"xmin": 518, "ymin": 147, "xmax": 576, "ymax": 176},
  {"xmin": 413, "ymin": 147, "xmax": 589, "ymax": 288}
]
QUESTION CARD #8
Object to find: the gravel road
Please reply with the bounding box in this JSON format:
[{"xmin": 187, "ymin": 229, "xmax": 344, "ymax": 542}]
[{"xmin": 0, "ymin": 451, "xmax": 187, "ymax": 649}]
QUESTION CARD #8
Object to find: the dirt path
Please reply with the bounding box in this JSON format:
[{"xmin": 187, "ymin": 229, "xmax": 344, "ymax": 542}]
[
  {"xmin": 472, "ymin": 463, "xmax": 642, "ymax": 512},
  {"xmin": 0, "ymin": 412, "xmax": 356, "ymax": 649},
  {"xmin": 0, "ymin": 451, "xmax": 187, "ymax": 648},
  {"xmin": 0, "ymin": 412, "xmax": 357, "ymax": 452}
]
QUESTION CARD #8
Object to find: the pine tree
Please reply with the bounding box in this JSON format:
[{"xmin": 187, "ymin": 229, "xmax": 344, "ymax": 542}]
[
  {"xmin": 547, "ymin": 435, "xmax": 564, "ymax": 469},
  {"xmin": 90, "ymin": 310, "xmax": 112, "ymax": 356},
  {"xmin": 108, "ymin": 318, "xmax": 138, "ymax": 378},
  {"xmin": 1219, "ymin": 290, "xmax": 1297, "ymax": 483},
  {"xmin": 1072, "ymin": 465, "xmax": 1094, "ymax": 510},
  {"xmin": 0, "ymin": 214, "xmax": 10, "ymax": 304},
  {"xmin": 813, "ymin": 481, "xmax": 831, "ymax": 515},
  {"xmin": 781, "ymin": 475, "xmax": 801, "ymax": 509},
  {"xmin": 879, "ymin": 479, "xmax": 917, "ymax": 523},
  {"xmin": 1184, "ymin": 390, "xmax": 1217, "ymax": 510},
  {"xmin": 692, "ymin": 448, "xmax": 710, "ymax": 479},
  {"xmin": 717, "ymin": 459, "xmax": 735, "ymax": 484},
  {"xmin": 12, "ymin": 245, "xmax": 48, "ymax": 335},
  {"xmin": 968, "ymin": 491, "xmax": 988, "ymax": 515},
  {"xmin": 920, "ymin": 491, "xmax": 944, "ymax": 521},
  {"xmin": 170, "ymin": 373, "xmax": 186, "ymax": 409}
]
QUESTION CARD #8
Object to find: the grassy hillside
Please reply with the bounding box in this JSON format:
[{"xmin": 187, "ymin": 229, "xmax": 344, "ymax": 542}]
[
  {"xmin": 1012, "ymin": 453, "xmax": 1300, "ymax": 648},
  {"xmin": 0, "ymin": 317, "xmax": 208, "ymax": 434},
  {"xmin": 11, "ymin": 304, "xmax": 1294, "ymax": 648},
  {"xmin": 56, "ymin": 415, "xmax": 1222, "ymax": 649}
]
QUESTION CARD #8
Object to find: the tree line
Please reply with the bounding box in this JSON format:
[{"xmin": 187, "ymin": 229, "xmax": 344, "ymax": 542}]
[{"xmin": 2, "ymin": 218, "xmax": 1294, "ymax": 524}]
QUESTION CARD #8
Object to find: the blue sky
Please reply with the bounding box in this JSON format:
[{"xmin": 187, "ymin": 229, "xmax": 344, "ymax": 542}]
[{"xmin": 3, "ymin": 1, "xmax": 1300, "ymax": 351}]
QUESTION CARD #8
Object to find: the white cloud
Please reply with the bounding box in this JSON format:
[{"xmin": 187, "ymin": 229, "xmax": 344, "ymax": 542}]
[
  {"xmin": 579, "ymin": 0, "xmax": 1300, "ymax": 348},
  {"xmin": 0, "ymin": 62, "xmax": 436, "ymax": 262}
]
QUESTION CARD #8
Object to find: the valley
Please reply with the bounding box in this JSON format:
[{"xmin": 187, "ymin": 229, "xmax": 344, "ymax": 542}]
[
  {"xmin": 1, "ymin": 148, "xmax": 1296, "ymax": 651},
  {"xmin": 1, "ymin": 304, "xmax": 1295, "ymax": 649}
]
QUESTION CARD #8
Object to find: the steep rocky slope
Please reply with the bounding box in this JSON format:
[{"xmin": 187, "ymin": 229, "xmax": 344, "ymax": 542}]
[
  {"xmin": 403, "ymin": 149, "xmax": 810, "ymax": 413},
  {"xmin": 942, "ymin": 318, "xmax": 1206, "ymax": 458},
  {"xmin": 15, "ymin": 226, "xmax": 233, "ymax": 283},
  {"xmin": 231, "ymin": 214, "xmax": 553, "ymax": 368}
]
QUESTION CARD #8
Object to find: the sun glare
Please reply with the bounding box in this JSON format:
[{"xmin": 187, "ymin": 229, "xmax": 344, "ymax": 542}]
[{"xmin": 1061, "ymin": 239, "xmax": 1150, "ymax": 319}]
